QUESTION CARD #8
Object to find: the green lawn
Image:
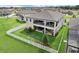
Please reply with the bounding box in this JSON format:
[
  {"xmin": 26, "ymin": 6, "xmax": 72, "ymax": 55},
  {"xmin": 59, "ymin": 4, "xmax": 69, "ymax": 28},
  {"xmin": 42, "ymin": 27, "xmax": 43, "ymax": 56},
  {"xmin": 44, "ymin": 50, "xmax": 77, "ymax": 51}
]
[
  {"xmin": 0, "ymin": 17, "xmax": 47, "ymax": 53},
  {"xmin": 58, "ymin": 25, "xmax": 68, "ymax": 53},
  {"xmin": 14, "ymin": 29, "xmax": 55, "ymax": 44},
  {"xmin": 14, "ymin": 24, "xmax": 68, "ymax": 52}
]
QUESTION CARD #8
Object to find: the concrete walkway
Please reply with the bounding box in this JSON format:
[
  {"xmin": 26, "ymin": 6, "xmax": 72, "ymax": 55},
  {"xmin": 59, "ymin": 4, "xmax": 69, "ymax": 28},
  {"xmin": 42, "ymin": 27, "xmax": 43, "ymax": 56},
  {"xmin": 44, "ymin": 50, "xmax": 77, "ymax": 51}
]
[{"xmin": 6, "ymin": 24, "xmax": 57, "ymax": 53}]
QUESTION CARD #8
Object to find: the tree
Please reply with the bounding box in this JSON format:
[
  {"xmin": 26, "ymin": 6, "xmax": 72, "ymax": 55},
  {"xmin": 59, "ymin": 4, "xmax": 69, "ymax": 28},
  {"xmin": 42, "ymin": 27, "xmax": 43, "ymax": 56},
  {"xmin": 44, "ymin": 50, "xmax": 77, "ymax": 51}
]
[
  {"xmin": 72, "ymin": 14, "xmax": 76, "ymax": 18},
  {"xmin": 67, "ymin": 11, "xmax": 73, "ymax": 15},
  {"xmin": 42, "ymin": 35, "xmax": 48, "ymax": 46}
]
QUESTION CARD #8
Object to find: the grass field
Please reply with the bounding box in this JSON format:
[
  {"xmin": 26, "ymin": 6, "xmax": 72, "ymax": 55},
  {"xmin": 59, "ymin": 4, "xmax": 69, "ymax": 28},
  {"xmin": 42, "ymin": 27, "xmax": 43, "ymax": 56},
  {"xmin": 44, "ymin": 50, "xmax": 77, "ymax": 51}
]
[{"xmin": 0, "ymin": 17, "xmax": 47, "ymax": 53}]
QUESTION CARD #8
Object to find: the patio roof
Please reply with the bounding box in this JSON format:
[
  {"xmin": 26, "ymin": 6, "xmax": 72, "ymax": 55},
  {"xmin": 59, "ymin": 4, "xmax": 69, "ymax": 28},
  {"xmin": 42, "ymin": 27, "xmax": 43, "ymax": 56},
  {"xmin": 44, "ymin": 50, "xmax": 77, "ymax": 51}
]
[{"xmin": 69, "ymin": 18, "xmax": 79, "ymax": 30}]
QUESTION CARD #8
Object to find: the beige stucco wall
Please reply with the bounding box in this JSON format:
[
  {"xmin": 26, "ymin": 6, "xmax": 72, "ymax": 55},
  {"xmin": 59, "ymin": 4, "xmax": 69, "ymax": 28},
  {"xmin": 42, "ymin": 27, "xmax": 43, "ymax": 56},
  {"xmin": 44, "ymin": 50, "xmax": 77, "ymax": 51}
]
[
  {"xmin": 54, "ymin": 18, "xmax": 65, "ymax": 36},
  {"xmin": 26, "ymin": 18, "xmax": 34, "ymax": 29}
]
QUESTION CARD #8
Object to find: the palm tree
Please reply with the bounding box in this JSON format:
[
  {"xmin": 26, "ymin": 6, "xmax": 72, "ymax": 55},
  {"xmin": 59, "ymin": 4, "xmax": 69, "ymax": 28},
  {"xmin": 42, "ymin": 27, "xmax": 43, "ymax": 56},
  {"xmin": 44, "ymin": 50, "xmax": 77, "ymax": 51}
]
[{"xmin": 42, "ymin": 35, "xmax": 49, "ymax": 46}]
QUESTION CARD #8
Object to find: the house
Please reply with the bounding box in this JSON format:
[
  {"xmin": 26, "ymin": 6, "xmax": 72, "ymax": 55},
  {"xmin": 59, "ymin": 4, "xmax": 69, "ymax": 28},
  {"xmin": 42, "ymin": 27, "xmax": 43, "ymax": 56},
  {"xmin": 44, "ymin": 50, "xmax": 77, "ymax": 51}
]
[
  {"xmin": 16, "ymin": 9, "xmax": 37, "ymax": 21},
  {"xmin": 20, "ymin": 10, "xmax": 65, "ymax": 36},
  {"xmin": 69, "ymin": 18, "xmax": 79, "ymax": 29},
  {"xmin": 17, "ymin": 10, "xmax": 65, "ymax": 36},
  {"xmin": 68, "ymin": 18, "xmax": 79, "ymax": 52},
  {"xmin": 0, "ymin": 8, "xmax": 13, "ymax": 16}
]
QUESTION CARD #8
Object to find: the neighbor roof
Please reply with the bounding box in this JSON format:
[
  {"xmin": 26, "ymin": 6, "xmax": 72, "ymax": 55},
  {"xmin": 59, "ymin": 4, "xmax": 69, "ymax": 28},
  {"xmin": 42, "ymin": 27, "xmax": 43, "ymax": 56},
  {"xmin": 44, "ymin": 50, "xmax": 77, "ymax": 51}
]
[
  {"xmin": 69, "ymin": 18, "xmax": 79, "ymax": 30},
  {"xmin": 0, "ymin": 9, "xmax": 13, "ymax": 14},
  {"xmin": 25, "ymin": 10, "xmax": 64, "ymax": 22},
  {"xmin": 17, "ymin": 10, "xmax": 37, "ymax": 15}
]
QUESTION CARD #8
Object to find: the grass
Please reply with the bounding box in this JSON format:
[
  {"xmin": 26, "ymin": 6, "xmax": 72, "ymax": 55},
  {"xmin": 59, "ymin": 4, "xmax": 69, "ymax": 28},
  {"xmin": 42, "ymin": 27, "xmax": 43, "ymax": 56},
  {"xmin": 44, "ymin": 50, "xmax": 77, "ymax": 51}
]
[
  {"xmin": 0, "ymin": 17, "xmax": 47, "ymax": 53},
  {"xmin": 14, "ymin": 24, "xmax": 68, "ymax": 52},
  {"xmin": 14, "ymin": 29, "xmax": 55, "ymax": 44},
  {"xmin": 58, "ymin": 25, "xmax": 68, "ymax": 53},
  {"xmin": 64, "ymin": 14, "xmax": 71, "ymax": 23}
]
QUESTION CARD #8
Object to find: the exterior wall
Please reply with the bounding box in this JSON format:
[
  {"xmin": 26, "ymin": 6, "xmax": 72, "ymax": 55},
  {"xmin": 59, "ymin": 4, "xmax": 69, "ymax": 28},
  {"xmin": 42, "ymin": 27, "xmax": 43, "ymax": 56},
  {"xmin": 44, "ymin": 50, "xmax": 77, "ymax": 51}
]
[
  {"xmin": 24, "ymin": 16, "xmax": 26, "ymax": 21},
  {"xmin": 17, "ymin": 16, "xmax": 22, "ymax": 21},
  {"xmin": 17, "ymin": 15, "xmax": 26, "ymax": 21},
  {"xmin": 26, "ymin": 18, "xmax": 34, "ymax": 29},
  {"xmin": 54, "ymin": 18, "xmax": 65, "ymax": 36}
]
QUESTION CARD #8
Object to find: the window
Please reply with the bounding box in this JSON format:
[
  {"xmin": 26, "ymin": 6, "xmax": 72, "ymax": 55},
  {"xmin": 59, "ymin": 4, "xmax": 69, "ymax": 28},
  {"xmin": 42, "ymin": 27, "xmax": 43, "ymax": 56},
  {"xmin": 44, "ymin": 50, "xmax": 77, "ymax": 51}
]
[
  {"xmin": 56, "ymin": 21, "xmax": 59, "ymax": 26},
  {"xmin": 30, "ymin": 19, "xmax": 31, "ymax": 22},
  {"xmin": 21, "ymin": 17, "xmax": 24, "ymax": 20}
]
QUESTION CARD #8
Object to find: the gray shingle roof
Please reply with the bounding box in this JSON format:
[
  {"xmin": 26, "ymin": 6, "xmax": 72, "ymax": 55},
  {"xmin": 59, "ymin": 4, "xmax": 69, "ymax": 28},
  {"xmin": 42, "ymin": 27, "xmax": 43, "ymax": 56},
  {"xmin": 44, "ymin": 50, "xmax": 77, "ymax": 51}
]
[
  {"xmin": 69, "ymin": 18, "xmax": 79, "ymax": 30},
  {"xmin": 0, "ymin": 9, "xmax": 13, "ymax": 14},
  {"xmin": 25, "ymin": 10, "xmax": 64, "ymax": 22},
  {"xmin": 17, "ymin": 10, "xmax": 37, "ymax": 15}
]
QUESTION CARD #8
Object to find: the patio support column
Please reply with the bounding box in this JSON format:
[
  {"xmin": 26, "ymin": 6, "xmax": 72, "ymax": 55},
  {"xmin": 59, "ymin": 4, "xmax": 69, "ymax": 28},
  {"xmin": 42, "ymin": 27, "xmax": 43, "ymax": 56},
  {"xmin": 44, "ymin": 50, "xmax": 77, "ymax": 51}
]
[
  {"xmin": 26, "ymin": 18, "xmax": 30, "ymax": 28},
  {"xmin": 31, "ymin": 18, "xmax": 34, "ymax": 29},
  {"xmin": 23, "ymin": 16, "xmax": 25, "ymax": 21},
  {"xmin": 44, "ymin": 20, "xmax": 46, "ymax": 34},
  {"xmin": 54, "ymin": 22, "xmax": 56, "ymax": 28},
  {"xmin": 53, "ymin": 22, "xmax": 56, "ymax": 36}
]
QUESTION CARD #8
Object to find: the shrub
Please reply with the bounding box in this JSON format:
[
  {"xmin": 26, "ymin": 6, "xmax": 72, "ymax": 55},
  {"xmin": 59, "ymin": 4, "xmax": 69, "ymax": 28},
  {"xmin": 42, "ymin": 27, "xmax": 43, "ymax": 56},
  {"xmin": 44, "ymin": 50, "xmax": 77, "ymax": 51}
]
[
  {"xmin": 28, "ymin": 27, "xmax": 34, "ymax": 32},
  {"xmin": 28, "ymin": 27, "xmax": 32, "ymax": 32},
  {"xmin": 24, "ymin": 27, "xmax": 34, "ymax": 33}
]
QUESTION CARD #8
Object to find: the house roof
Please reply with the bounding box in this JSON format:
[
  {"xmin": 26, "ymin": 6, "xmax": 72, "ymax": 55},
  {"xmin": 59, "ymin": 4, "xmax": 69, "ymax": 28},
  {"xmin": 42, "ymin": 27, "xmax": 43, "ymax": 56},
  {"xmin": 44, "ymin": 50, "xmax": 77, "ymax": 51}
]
[
  {"xmin": 69, "ymin": 18, "xmax": 79, "ymax": 30},
  {"xmin": 0, "ymin": 9, "xmax": 13, "ymax": 14},
  {"xmin": 17, "ymin": 10, "xmax": 37, "ymax": 15},
  {"xmin": 70, "ymin": 25, "xmax": 79, "ymax": 30},
  {"xmin": 69, "ymin": 30, "xmax": 79, "ymax": 48},
  {"xmin": 25, "ymin": 10, "xmax": 64, "ymax": 22}
]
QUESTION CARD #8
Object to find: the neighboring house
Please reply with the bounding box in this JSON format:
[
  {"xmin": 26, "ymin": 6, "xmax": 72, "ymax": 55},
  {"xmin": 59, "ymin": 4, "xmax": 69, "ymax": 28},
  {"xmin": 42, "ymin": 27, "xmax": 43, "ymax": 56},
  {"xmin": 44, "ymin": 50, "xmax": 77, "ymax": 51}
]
[
  {"xmin": 16, "ymin": 10, "xmax": 37, "ymax": 21},
  {"xmin": 0, "ymin": 8, "xmax": 13, "ymax": 16},
  {"xmin": 68, "ymin": 18, "xmax": 79, "ymax": 52},
  {"xmin": 17, "ymin": 10, "xmax": 65, "ymax": 36},
  {"xmin": 16, "ymin": 14, "xmax": 25, "ymax": 21},
  {"xmin": 69, "ymin": 18, "xmax": 79, "ymax": 29}
]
